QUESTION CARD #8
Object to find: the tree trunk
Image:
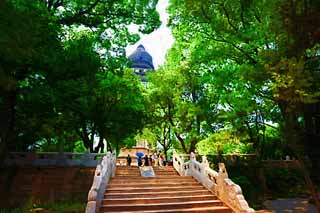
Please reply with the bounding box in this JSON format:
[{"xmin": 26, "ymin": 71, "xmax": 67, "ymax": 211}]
[
  {"xmin": 80, "ymin": 127, "xmax": 93, "ymax": 152},
  {"xmin": 245, "ymin": 120, "xmax": 257, "ymax": 153},
  {"xmin": 0, "ymin": 141, "xmax": 8, "ymax": 166},
  {"xmin": 106, "ymin": 140, "xmax": 113, "ymax": 152},
  {"xmin": 188, "ymin": 138, "xmax": 197, "ymax": 153},
  {"xmin": 174, "ymin": 132, "xmax": 188, "ymax": 153},
  {"xmin": 94, "ymin": 136, "xmax": 104, "ymax": 153},
  {"xmin": 280, "ymin": 101, "xmax": 320, "ymax": 211},
  {"xmin": 298, "ymin": 158, "xmax": 320, "ymax": 212},
  {"xmin": 163, "ymin": 143, "xmax": 168, "ymax": 162},
  {"xmin": 0, "ymin": 91, "xmax": 17, "ymax": 165}
]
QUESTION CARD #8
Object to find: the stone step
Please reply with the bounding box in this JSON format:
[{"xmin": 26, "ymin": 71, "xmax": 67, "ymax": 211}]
[
  {"xmin": 105, "ymin": 206, "xmax": 232, "ymax": 213},
  {"xmin": 117, "ymin": 166, "xmax": 140, "ymax": 168},
  {"xmin": 115, "ymin": 173, "xmax": 141, "ymax": 175},
  {"xmin": 110, "ymin": 178, "xmax": 194, "ymax": 182},
  {"xmin": 152, "ymin": 167, "xmax": 176, "ymax": 171},
  {"xmin": 109, "ymin": 181, "xmax": 197, "ymax": 186},
  {"xmin": 101, "ymin": 166, "xmax": 232, "ymax": 213},
  {"xmin": 106, "ymin": 186, "xmax": 205, "ymax": 193},
  {"xmin": 154, "ymin": 173, "xmax": 177, "ymax": 176},
  {"xmin": 108, "ymin": 182, "xmax": 199, "ymax": 188},
  {"xmin": 153, "ymin": 170, "xmax": 176, "ymax": 172},
  {"xmin": 103, "ymin": 195, "xmax": 217, "ymax": 205},
  {"xmin": 153, "ymin": 171, "xmax": 177, "ymax": 173},
  {"xmin": 152, "ymin": 167, "xmax": 175, "ymax": 170},
  {"xmin": 117, "ymin": 166, "xmax": 139, "ymax": 168},
  {"xmin": 100, "ymin": 200, "xmax": 225, "ymax": 212},
  {"xmin": 105, "ymin": 190, "xmax": 213, "ymax": 198},
  {"xmin": 112, "ymin": 176, "xmax": 194, "ymax": 180},
  {"xmin": 109, "ymin": 180, "xmax": 198, "ymax": 185}
]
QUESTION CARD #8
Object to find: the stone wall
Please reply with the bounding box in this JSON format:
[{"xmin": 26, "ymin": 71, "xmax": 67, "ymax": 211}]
[{"xmin": 0, "ymin": 166, "xmax": 95, "ymax": 209}]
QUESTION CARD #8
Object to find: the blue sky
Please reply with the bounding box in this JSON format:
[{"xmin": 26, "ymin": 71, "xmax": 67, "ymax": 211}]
[{"xmin": 125, "ymin": 0, "xmax": 174, "ymax": 69}]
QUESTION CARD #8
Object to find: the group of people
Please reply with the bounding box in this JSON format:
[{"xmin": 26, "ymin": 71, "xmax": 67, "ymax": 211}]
[{"xmin": 126, "ymin": 152, "xmax": 172, "ymax": 167}]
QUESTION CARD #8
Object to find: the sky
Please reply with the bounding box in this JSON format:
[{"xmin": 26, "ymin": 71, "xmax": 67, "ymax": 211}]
[{"xmin": 125, "ymin": 0, "xmax": 174, "ymax": 69}]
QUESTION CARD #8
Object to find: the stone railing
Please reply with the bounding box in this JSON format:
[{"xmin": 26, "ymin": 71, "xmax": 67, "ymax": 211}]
[
  {"xmin": 262, "ymin": 159, "xmax": 300, "ymax": 168},
  {"xmin": 86, "ymin": 151, "xmax": 116, "ymax": 213},
  {"xmin": 4, "ymin": 152, "xmax": 105, "ymax": 167},
  {"xmin": 173, "ymin": 150, "xmax": 254, "ymax": 213}
]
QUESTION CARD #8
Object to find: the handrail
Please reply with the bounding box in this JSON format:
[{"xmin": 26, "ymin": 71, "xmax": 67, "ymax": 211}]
[
  {"xmin": 172, "ymin": 150, "xmax": 186, "ymax": 176},
  {"xmin": 6, "ymin": 151, "xmax": 105, "ymax": 156},
  {"xmin": 173, "ymin": 150, "xmax": 254, "ymax": 213},
  {"xmin": 85, "ymin": 152, "xmax": 116, "ymax": 213}
]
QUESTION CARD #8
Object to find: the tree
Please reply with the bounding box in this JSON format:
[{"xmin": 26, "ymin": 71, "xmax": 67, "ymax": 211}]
[
  {"xmin": 0, "ymin": 0, "xmax": 61, "ymax": 160},
  {"xmin": 167, "ymin": 0, "xmax": 320, "ymax": 208},
  {"xmin": 0, "ymin": 0, "xmax": 161, "ymax": 162},
  {"xmin": 148, "ymin": 54, "xmax": 220, "ymax": 153}
]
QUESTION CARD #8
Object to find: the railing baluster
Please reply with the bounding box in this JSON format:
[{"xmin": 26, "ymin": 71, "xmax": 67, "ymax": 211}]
[
  {"xmin": 85, "ymin": 152, "xmax": 116, "ymax": 213},
  {"xmin": 172, "ymin": 150, "xmax": 254, "ymax": 213}
]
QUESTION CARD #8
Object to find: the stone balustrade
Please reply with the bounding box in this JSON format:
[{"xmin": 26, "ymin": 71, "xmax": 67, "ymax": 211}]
[
  {"xmin": 4, "ymin": 152, "xmax": 105, "ymax": 167},
  {"xmin": 173, "ymin": 150, "xmax": 255, "ymax": 213},
  {"xmin": 86, "ymin": 151, "xmax": 116, "ymax": 213}
]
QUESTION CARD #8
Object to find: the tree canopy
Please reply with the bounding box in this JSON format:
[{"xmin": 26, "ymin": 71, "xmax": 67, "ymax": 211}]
[{"xmin": 0, "ymin": 0, "xmax": 160, "ymax": 158}]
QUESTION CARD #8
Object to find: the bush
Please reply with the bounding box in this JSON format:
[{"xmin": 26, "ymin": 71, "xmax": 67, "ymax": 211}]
[{"xmin": 265, "ymin": 168, "xmax": 308, "ymax": 198}]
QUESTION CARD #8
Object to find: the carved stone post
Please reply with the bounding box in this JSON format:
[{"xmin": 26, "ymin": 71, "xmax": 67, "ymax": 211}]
[
  {"xmin": 173, "ymin": 149, "xmax": 177, "ymax": 156},
  {"xmin": 201, "ymin": 156, "xmax": 209, "ymax": 168},
  {"xmin": 217, "ymin": 163, "xmax": 228, "ymax": 198},
  {"xmin": 180, "ymin": 155, "xmax": 185, "ymax": 175},
  {"xmin": 111, "ymin": 153, "xmax": 116, "ymax": 177},
  {"xmin": 200, "ymin": 156, "xmax": 209, "ymax": 187},
  {"xmin": 190, "ymin": 152, "xmax": 195, "ymax": 161}
]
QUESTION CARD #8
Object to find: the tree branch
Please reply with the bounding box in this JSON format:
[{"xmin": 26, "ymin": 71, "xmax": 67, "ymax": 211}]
[
  {"xmin": 174, "ymin": 132, "xmax": 188, "ymax": 153},
  {"xmin": 200, "ymin": 5, "xmax": 212, "ymax": 23},
  {"xmin": 254, "ymin": 9, "xmax": 262, "ymax": 23},
  {"xmin": 53, "ymin": 0, "xmax": 63, "ymax": 10},
  {"xmin": 240, "ymin": 2, "xmax": 247, "ymax": 28},
  {"xmin": 78, "ymin": 0, "xmax": 101, "ymax": 16},
  {"xmin": 261, "ymin": 122, "xmax": 279, "ymax": 129},
  {"xmin": 221, "ymin": 3, "xmax": 239, "ymax": 33}
]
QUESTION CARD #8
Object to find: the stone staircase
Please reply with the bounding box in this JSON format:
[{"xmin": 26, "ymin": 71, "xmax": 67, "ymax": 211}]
[{"xmin": 100, "ymin": 166, "xmax": 232, "ymax": 213}]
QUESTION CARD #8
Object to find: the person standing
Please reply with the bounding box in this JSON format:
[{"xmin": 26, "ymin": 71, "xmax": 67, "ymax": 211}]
[
  {"xmin": 153, "ymin": 153, "xmax": 158, "ymax": 167},
  {"xmin": 144, "ymin": 154, "xmax": 149, "ymax": 166},
  {"xmin": 138, "ymin": 156, "xmax": 142, "ymax": 167},
  {"xmin": 127, "ymin": 154, "xmax": 132, "ymax": 166},
  {"xmin": 159, "ymin": 153, "xmax": 163, "ymax": 167}
]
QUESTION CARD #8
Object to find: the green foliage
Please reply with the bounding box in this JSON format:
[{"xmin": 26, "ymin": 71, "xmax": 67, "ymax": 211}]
[
  {"xmin": 196, "ymin": 131, "xmax": 254, "ymax": 155},
  {"xmin": 164, "ymin": 0, "xmax": 320, "ymax": 165},
  {"xmin": 265, "ymin": 168, "xmax": 308, "ymax": 198},
  {"xmin": 135, "ymin": 128, "xmax": 158, "ymax": 150},
  {"xmin": 73, "ymin": 140, "xmax": 87, "ymax": 153},
  {"xmin": 0, "ymin": 209, "xmax": 22, "ymax": 213},
  {"xmin": 0, "ymin": 0, "xmax": 160, "ymax": 157}
]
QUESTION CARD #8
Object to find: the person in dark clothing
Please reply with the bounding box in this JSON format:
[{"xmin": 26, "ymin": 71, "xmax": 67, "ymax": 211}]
[
  {"xmin": 127, "ymin": 154, "xmax": 132, "ymax": 166},
  {"xmin": 144, "ymin": 154, "xmax": 149, "ymax": 166},
  {"xmin": 138, "ymin": 156, "xmax": 142, "ymax": 166}
]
